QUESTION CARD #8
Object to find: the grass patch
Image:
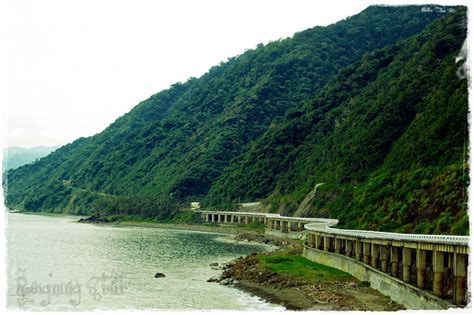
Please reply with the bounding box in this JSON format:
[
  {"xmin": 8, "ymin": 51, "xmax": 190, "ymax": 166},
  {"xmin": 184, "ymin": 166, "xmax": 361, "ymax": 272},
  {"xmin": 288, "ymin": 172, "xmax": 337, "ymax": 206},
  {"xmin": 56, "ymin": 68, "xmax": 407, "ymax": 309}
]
[
  {"xmin": 102, "ymin": 211, "xmax": 203, "ymax": 225},
  {"xmin": 157, "ymin": 211, "xmax": 203, "ymax": 224},
  {"xmin": 259, "ymin": 254, "xmax": 353, "ymax": 281},
  {"xmin": 245, "ymin": 221, "xmax": 265, "ymax": 232},
  {"xmin": 202, "ymin": 221, "xmax": 265, "ymax": 232},
  {"xmin": 202, "ymin": 222, "xmax": 221, "ymax": 227},
  {"xmin": 100, "ymin": 213, "xmax": 265, "ymax": 232}
]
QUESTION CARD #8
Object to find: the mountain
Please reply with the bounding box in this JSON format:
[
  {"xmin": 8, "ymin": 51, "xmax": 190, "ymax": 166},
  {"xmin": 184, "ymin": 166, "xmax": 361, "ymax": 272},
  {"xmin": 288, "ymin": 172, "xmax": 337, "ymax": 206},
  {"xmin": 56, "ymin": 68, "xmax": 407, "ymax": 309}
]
[
  {"xmin": 3, "ymin": 146, "xmax": 59, "ymax": 171},
  {"xmin": 4, "ymin": 6, "xmax": 468, "ymax": 235},
  {"xmin": 205, "ymin": 8, "xmax": 468, "ymax": 235}
]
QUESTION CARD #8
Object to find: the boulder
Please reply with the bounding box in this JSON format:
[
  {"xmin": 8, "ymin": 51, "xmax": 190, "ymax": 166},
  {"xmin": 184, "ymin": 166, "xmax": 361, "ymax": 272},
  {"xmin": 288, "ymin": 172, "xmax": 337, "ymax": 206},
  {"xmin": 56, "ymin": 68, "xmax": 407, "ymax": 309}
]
[
  {"xmin": 219, "ymin": 278, "xmax": 233, "ymax": 286},
  {"xmin": 154, "ymin": 272, "xmax": 166, "ymax": 278},
  {"xmin": 207, "ymin": 276, "xmax": 219, "ymax": 283}
]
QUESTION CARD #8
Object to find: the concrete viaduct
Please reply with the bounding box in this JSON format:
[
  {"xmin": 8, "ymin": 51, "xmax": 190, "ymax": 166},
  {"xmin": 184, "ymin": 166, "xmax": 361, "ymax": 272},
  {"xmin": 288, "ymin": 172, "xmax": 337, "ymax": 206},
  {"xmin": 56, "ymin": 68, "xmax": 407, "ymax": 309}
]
[{"xmin": 198, "ymin": 210, "xmax": 469, "ymax": 309}]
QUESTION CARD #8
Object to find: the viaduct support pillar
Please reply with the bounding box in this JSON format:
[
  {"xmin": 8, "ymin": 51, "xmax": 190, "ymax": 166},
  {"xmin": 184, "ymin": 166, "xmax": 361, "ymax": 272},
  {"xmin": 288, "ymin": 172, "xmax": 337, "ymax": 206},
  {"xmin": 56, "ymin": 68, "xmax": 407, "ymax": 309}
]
[
  {"xmin": 371, "ymin": 244, "xmax": 380, "ymax": 269},
  {"xmin": 402, "ymin": 248, "xmax": 412, "ymax": 283},
  {"xmin": 324, "ymin": 236, "xmax": 330, "ymax": 252},
  {"xmin": 316, "ymin": 235, "xmax": 322, "ymax": 250},
  {"xmin": 391, "ymin": 246, "xmax": 399, "ymax": 277},
  {"xmin": 308, "ymin": 234, "xmax": 315, "ymax": 248},
  {"xmin": 432, "ymin": 250, "xmax": 445, "ymax": 298},
  {"xmin": 380, "ymin": 245, "xmax": 389, "ymax": 272},
  {"xmin": 416, "ymin": 249, "xmax": 427, "ymax": 289},
  {"xmin": 453, "ymin": 253, "xmax": 467, "ymax": 305},
  {"xmin": 363, "ymin": 242, "xmax": 371, "ymax": 264},
  {"xmin": 345, "ymin": 240, "xmax": 353, "ymax": 257},
  {"xmin": 335, "ymin": 238, "xmax": 341, "ymax": 254},
  {"xmin": 355, "ymin": 240, "xmax": 362, "ymax": 261}
]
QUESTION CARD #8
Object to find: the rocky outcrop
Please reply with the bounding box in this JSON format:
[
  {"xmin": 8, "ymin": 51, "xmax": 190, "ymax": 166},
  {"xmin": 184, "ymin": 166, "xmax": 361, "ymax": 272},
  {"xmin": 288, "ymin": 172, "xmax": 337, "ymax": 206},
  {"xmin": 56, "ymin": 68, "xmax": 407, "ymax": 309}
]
[{"xmin": 208, "ymin": 253, "xmax": 403, "ymax": 311}]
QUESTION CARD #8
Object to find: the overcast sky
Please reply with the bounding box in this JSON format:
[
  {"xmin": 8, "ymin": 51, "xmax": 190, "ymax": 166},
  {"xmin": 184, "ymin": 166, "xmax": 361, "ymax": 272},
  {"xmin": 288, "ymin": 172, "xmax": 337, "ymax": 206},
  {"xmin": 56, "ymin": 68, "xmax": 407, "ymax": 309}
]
[{"xmin": 1, "ymin": 0, "xmax": 470, "ymax": 148}]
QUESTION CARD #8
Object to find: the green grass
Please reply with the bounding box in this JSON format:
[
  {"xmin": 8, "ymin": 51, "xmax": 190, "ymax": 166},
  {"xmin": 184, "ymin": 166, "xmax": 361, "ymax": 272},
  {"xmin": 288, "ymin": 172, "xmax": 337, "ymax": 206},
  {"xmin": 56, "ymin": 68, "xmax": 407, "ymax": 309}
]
[
  {"xmin": 98, "ymin": 212, "xmax": 266, "ymax": 233},
  {"xmin": 259, "ymin": 254, "xmax": 353, "ymax": 281},
  {"xmin": 202, "ymin": 221, "xmax": 265, "ymax": 232},
  {"xmin": 245, "ymin": 221, "xmax": 265, "ymax": 231},
  {"xmin": 102, "ymin": 211, "xmax": 203, "ymax": 225},
  {"xmin": 156, "ymin": 211, "xmax": 203, "ymax": 224}
]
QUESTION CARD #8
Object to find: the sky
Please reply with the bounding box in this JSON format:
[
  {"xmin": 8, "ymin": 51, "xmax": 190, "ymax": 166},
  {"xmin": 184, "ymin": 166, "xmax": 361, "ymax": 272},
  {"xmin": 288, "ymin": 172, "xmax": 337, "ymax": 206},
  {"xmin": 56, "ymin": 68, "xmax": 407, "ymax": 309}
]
[{"xmin": 0, "ymin": 0, "xmax": 471, "ymax": 148}]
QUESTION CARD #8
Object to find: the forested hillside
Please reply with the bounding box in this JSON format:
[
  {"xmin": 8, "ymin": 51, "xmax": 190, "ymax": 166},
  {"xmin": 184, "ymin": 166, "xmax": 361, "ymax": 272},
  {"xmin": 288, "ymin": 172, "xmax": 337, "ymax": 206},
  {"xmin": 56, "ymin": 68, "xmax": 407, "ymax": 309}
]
[
  {"xmin": 206, "ymin": 8, "xmax": 468, "ymax": 234},
  {"xmin": 4, "ymin": 6, "xmax": 468, "ymax": 234}
]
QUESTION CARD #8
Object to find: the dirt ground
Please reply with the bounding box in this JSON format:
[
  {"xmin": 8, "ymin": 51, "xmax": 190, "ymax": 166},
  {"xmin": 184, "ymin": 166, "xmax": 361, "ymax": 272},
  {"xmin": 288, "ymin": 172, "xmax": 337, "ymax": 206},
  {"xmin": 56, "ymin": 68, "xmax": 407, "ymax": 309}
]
[{"xmin": 211, "ymin": 240, "xmax": 403, "ymax": 311}]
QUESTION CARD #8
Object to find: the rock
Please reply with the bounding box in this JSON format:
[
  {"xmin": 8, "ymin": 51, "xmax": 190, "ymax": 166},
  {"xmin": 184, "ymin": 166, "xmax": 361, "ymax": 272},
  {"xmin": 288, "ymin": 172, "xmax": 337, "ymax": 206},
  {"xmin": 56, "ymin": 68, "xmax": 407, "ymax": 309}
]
[
  {"xmin": 209, "ymin": 262, "xmax": 218, "ymax": 267},
  {"xmin": 78, "ymin": 214, "xmax": 110, "ymax": 223},
  {"xmin": 207, "ymin": 276, "xmax": 219, "ymax": 283},
  {"xmin": 221, "ymin": 270, "xmax": 231, "ymax": 279},
  {"xmin": 154, "ymin": 272, "xmax": 166, "ymax": 278},
  {"xmin": 268, "ymin": 275, "xmax": 279, "ymax": 284},
  {"xmin": 220, "ymin": 278, "xmax": 232, "ymax": 285}
]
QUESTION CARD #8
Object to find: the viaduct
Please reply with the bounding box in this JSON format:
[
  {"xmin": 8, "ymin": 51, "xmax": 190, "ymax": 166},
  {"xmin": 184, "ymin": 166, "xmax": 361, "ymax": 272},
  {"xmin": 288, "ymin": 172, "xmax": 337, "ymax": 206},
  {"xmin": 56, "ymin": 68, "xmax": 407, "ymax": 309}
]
[{"xmin": 198, "ymin": 210, "xmax": 469, "ymax": 309}]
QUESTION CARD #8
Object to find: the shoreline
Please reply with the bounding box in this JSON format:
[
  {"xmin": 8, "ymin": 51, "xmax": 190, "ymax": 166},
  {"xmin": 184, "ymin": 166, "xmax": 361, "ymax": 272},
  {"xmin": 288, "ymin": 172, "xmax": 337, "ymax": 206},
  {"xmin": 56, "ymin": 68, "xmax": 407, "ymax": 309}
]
[
  {"xmin": 208, "ymin": 233, "xmax": 404, "ymax": 311},
  {"xmin": 79, "ymin": 218, "xmax": 267, "ymax": 236},
  {"xmin": 209, "ymin": 234, "xmax": 403, "ymax": 311},
  {"xmin": 9, "ymin": 211, "xmax": 265, "ymax": 236},
  {"xmin": 11, "ymin": 211, "xmax": 401, "ymax": 310}
]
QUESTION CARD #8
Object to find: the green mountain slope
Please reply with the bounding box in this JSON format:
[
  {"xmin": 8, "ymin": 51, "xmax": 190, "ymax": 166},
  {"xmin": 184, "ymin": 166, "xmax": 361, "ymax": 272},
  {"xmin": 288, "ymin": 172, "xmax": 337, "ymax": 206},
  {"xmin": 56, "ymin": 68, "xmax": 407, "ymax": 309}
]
[
  {"xmin": 205, "ymin": 8, "xmax": 468, "ymax": 234},
  {"xmin": 4, "ymin": 5, "xmax": 448, "ymax": 215}
]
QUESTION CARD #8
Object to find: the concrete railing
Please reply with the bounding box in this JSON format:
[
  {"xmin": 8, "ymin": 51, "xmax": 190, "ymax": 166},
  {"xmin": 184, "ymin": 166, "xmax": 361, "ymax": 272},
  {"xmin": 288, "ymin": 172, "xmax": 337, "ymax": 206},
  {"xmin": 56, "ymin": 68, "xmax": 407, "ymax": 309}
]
[
  {"xmin": 197, "ymin": 209, "xmax": 470, "ymax": 307},
  {"xmin": 305, "ymin": 222, "xmax": 469, "ymax": 246}
]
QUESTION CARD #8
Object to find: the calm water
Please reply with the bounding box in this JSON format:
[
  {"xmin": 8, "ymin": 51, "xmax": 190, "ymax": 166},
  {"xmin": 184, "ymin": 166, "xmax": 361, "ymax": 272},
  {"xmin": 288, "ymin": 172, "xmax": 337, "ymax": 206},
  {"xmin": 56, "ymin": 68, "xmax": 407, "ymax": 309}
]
[{"xmin": 6, "ymin": 213, "xmax": 282, "ymax": 310}]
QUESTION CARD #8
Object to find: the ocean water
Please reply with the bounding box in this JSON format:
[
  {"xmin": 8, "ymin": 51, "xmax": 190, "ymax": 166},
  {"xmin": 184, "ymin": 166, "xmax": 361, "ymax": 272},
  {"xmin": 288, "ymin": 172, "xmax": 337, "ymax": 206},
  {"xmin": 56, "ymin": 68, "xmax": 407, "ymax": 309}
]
[{"xmin": 6, "ymin": 213, "xmax": 283, "ymax": 311}]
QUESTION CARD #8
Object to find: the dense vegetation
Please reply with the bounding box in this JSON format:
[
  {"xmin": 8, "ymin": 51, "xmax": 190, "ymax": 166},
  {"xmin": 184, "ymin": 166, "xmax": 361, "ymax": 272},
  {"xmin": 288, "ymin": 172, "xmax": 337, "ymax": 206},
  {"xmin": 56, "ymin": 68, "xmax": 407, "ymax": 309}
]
[
  {"xmin": 206, "ymin": 9, "xmax": 468, "ymax": 234},
  {"xmin": 207, "ymin": 9, "xmax": 468, "ymax": 234},
  {"xmin": 4, "ymin": 6, "xmax": 468, "ymax": 234},
  {"xmin": 91, "ymin": 195, "xmax": 184, "ymax": 218}
]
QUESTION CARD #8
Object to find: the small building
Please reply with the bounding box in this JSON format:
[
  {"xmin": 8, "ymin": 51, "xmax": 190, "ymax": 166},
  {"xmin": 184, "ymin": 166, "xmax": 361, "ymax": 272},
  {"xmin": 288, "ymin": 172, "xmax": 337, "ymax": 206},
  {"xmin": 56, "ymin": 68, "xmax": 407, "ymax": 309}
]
[
  {"xmin": 190, "ymin": 202, "xmax": 200, "ymax": 209},
  {"xmin": 62, "ymin": 179, "xmax": 73, "ymax": 187}
]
